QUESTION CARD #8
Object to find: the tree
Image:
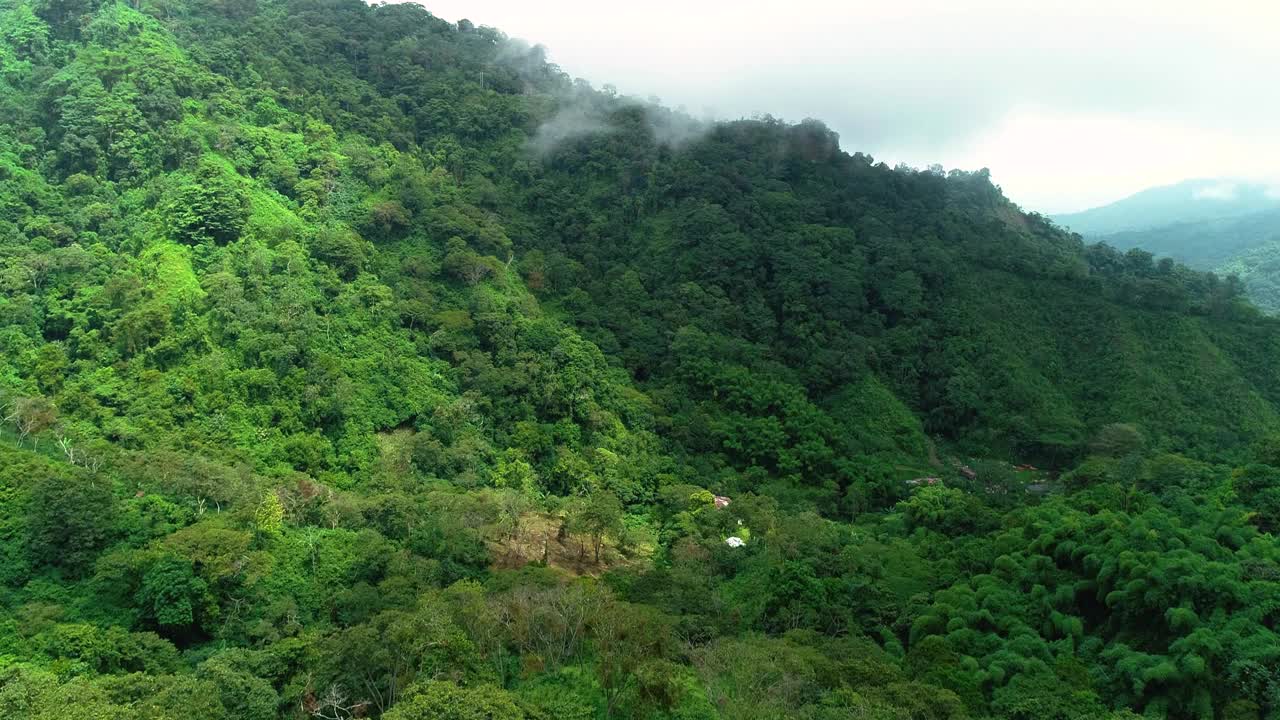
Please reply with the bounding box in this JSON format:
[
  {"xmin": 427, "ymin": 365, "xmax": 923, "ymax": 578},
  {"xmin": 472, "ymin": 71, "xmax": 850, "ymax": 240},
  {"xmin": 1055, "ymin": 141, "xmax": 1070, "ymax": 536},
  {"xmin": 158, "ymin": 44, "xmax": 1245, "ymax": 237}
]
[
  {"xmin": 1090, "ymin": 423, "xmax": 1145, "ymax": 458},
  {"xmin": 311, "ymin": 225, "xmax": 370, "ymax": 279},
  {"xmin": 1232, "ymin": 464, "xmax": 1280, "ymax": 532},
  {"xmin": 3, "ymin": 395, "xmax": 57, "ymax": 448},
  {"xmin": 590, "ymin": 599, "xmax": 680, "ymax": 719},
  {"xmin": 196, "ymin": 650, "xmax": 279, "ymax": 720},
  {"xmin": 382, "ymin": 680, "xmax": 525, "ymax": 720},
  {"xmin": 567, "ymin": 490, "xmax": 623, "ymax": 563},
  {"xmin": 443, "ymin": 237, "xmax": 497, "ymax": 285},
  {"xmin": 165, "ymin": 159, "xmax": 250, "ymax": 245},
  {"xmin": 304, "ymin": 683, "xmax": 370, "ymax": 720},
  {"xmin": 134, "ymin": 556, "xmax": 216, "ymax": 641},
  {"xmin": 254, "ymin": 491, "xmax": 285, "ymax": 537},
  {"xmin": 899, "ymin": 484, "xmax": 992, "ymax": 535},
  {"xmin": 493, "ymin": 449, "xmax": 538, "ymax": 499},
  {"xmin": 27, "ymin": 465, "xmax": 116, "ymax": 575}
]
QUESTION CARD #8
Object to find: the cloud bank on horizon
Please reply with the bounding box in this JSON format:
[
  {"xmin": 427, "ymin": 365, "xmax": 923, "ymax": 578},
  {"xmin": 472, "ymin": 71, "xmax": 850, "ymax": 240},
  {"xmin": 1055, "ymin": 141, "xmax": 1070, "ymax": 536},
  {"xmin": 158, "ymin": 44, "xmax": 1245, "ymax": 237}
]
[{"xmin": 414, "ymin": 0, "xmax": 1280, "ymax": 214}]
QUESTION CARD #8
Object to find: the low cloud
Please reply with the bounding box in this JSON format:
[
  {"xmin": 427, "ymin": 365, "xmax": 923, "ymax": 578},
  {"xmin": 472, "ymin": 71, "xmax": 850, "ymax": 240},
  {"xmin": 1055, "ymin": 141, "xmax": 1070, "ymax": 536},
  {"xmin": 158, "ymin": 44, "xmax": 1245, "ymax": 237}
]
[
  {"xmin": 528, "ymin": 85, "xmax": 710, "ymax": 156},
  {"xmin": 639, "ymin": 103, "xmax": 709, "ymax": 148},
  {"xmin": 528, "ymin": 102, "xmax": 613, "ymax": 154},
  {"xmin": 1193, "ymin": 182, "xmax": 1239, "ymax": 201}
]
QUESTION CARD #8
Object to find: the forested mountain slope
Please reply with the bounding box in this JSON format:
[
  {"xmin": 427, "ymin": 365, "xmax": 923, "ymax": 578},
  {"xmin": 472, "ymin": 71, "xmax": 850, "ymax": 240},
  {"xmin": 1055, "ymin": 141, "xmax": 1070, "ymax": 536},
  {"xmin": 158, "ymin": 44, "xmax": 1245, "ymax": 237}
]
[
  {"xmin": 1, "ymin": 1, "xmax": 1279, "ymax": 719},
  {"xmin": 1053, "ymin": 181, "xmax": 1280, "ymax": 313},
  {"xmin": 1076, "ymin": 209, "xmax": 1280, "ymax": 314}
]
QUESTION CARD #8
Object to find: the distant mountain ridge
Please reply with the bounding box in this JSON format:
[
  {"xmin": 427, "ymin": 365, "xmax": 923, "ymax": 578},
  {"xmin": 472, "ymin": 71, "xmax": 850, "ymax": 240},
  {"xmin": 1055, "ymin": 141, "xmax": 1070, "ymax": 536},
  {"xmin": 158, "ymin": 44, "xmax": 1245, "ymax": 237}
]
[
  {"xmin": 1052, "ymin": 179, "xmax": 1280, "ymax": 311},
  {"xmin": 1052, "ymin": 178, "xmax": 1280, "ymax": 237},
  {"xmin": 1095, "ymin": 208, "xmax": 1280, "ymax": 267}
]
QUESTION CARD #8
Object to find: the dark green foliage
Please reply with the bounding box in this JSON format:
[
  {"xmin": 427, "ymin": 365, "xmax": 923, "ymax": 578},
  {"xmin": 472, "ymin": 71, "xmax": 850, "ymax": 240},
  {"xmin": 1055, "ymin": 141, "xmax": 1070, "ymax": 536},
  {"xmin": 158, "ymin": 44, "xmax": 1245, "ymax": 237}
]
[
  {"xmin": 26, "ymin": 463, "xmax": 116, "ymax": 575},
  {"xmin": 165, "ymin": 159, "xmax": 251, "ymax": 245},
  {"xmin": 134, "ymin": 556, "xmax": 215, "ymax": 639},
  {"xmin": 1090, "ymin": 423, "xmax": 1145, "ymax": 458}
]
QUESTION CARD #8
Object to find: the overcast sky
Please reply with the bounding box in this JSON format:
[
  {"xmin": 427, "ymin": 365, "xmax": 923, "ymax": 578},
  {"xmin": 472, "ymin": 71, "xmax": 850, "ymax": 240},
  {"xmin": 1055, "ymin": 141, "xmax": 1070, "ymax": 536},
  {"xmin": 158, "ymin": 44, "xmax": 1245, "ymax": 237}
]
[{"xmin": 415, "ymin": 0, "xmax": 1279, "ymax": 214}]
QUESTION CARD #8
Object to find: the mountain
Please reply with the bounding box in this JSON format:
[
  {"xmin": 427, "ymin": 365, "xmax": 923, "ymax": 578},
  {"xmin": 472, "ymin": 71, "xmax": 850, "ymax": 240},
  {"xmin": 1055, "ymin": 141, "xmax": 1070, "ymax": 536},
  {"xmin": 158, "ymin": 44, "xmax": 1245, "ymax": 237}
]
[
  {"xmin": 1054, "ymin": 182, "xmax": 1280, "ymax": 312},
  {"xmin": 1096, "ymin": 207, "xmax": 1280, "ymax": 268},
  {"xmin": 1097, "ymin": 208, "xmax": 1280, "ymax": 312},
  {"xmin": 1, "ymin": 1, "xmax": 1279, "ymax": 718},
  {"xmin": 1052, "ymin": 178, "xmax": 1280, "ymax": 236}
]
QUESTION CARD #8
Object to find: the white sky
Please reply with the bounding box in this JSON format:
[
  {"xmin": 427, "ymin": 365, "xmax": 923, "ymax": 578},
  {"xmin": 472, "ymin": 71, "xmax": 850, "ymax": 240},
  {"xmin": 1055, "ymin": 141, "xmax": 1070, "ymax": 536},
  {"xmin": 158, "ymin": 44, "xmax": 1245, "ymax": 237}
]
[{"xmin": 413, "ymin": 0, "xmax": 1280, "ymax": 213}]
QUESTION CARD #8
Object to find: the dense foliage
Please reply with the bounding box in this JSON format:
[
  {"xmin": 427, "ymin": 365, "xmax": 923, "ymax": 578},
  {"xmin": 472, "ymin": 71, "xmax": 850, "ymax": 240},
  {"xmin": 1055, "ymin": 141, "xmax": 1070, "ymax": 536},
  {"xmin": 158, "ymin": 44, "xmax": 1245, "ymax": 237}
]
[{"xmin": 1, "ymin": 1, "xmax": 1279, "ymax": 719}]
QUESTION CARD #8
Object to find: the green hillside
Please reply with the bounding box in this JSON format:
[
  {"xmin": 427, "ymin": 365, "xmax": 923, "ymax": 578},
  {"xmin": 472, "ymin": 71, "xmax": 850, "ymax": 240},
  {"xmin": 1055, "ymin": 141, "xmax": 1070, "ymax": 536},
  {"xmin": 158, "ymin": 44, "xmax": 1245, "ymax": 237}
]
[
  {"xmin": 1, "ymin": 1, "xmax": 1279, "ymax": 719},
  {"xmin": 1053, "ymin": 182, "xmax": 1280, "ymax": 313},
  {"xmin": 1080, "ymin": 209, "xmax": 1280, "ymax": 313}
]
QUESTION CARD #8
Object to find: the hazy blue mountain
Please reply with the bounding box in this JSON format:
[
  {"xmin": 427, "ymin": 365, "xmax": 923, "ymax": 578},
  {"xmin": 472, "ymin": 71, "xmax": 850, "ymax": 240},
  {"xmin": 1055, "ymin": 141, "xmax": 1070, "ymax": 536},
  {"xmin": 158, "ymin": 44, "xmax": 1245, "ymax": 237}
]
[
  {"xmin": 1052, "ymin": 179, "xmax": 1280, "ymax": 236},
  {"xmin": 1098, "ymin": 207, "xmax": 1280, "ymax": 268}
]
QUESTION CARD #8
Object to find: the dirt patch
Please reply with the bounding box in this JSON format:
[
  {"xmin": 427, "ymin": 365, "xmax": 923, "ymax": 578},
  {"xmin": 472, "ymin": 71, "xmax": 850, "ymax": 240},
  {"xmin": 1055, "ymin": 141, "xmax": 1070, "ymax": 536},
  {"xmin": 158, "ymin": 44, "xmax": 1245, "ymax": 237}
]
[{"xmin": 488, "ymin": 512, "xmax": 653, "ymax": 578}]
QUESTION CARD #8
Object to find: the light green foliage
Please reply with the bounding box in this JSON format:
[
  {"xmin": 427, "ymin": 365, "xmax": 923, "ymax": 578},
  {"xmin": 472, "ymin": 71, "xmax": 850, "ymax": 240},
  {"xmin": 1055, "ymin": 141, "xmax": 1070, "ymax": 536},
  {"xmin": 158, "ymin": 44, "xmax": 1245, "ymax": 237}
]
[
  {"xmin": 253, "ymin": 491, "xmax": 284, "ymax": 536},
  {"xmin": 899, "ymin": 484, "xmax": 995, "ymax": 535},
  {"xmin": 383, "ymin": 681, "xmax": 525, "ymax": 720}
]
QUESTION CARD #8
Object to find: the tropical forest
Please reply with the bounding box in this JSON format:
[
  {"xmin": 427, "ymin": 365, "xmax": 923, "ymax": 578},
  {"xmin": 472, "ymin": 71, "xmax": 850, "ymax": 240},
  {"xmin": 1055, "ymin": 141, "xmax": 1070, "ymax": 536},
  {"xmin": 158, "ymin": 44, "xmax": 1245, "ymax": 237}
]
[{"xmin": 0, "ymin": 1, "xmax": 1277, "ymax": 718}]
